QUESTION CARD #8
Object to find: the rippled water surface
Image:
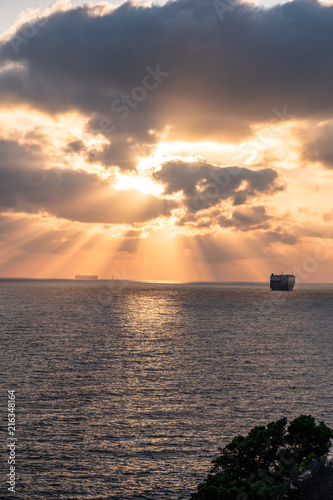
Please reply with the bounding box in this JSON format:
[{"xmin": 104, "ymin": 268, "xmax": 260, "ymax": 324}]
[{"xmin": 0, "ymin": 280, "xmax": 332, "ymax": 499}]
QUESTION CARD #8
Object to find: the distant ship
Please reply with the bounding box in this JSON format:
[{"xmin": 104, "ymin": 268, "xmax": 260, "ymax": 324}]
[
  {"xmin": 270, "ymin": 273, "xmax": 295, "ymax": 291},
  {"xmin": 75, "ymin": 275, "xmax": 98, "ymax": 280}
]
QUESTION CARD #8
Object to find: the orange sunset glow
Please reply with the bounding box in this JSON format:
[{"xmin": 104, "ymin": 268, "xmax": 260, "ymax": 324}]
[{"xmin": 1, "ymin": 0, "xmax": 333, "ymax": 282}]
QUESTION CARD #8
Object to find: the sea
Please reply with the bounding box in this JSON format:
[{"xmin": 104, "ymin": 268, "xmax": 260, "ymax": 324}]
[{"xmin": 0, "ymin": 280, "xmax": 332, "ymax": 499}]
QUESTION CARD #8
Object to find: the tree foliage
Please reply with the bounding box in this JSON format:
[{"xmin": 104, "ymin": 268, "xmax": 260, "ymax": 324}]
[{"xmin": 191, "ymin": 415, "xmax": 333, "ymax": 500}]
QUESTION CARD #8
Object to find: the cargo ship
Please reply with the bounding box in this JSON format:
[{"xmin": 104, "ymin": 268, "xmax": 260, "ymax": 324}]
[
  {"xmin": 270, "ymin": 273, "xmax": 295, "ymax": 291},
  {"xmin": 75, "ymin": 275, "xmax": 98, "ymax": 280}
]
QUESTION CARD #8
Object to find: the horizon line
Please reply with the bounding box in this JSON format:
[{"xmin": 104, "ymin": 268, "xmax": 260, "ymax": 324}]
[{"xmin": 0, "ymin": 277, "xmax": 333, "ymax": 285}]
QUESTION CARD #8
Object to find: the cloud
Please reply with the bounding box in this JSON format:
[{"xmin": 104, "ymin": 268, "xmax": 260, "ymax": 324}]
[
  {"xmin": 261, "ymin": 230, "xmax": 298, "ymax": 246},
  {"xmin": 0, "ymin": 139, "xmax": 178, "ymax": 224},
  {"xmin": 1, "ymin": 136, "xmax": 283, "ymax": 229},
  {"xmin": 64, "ymin": 140, "xmax": 85, "ymax": 154},
  {"xmin": 122, "ymin": 229, "xmax": 143, "ymax": 237},
  {"xmin": 218, "ymin": 206, "xmax": 270, "ymax": 231},
  {"xmin": 301, "ymin": 121, "xmax": 333, "ymax": 168},
  {"xmin": 64, "ymin": 137, "xmax": 142, "ymax": 172},
  {"xmin": 1, "ymin": 0, "xmax": 333, "ymax": 156},
  {"xmin": 155, "ymin": 161, "xmax": 284, "ymax": 212},
  {"xmin": 0, "ymin": 138, "xmax": 43, "ymax": 170},
  {"xmin": 86, "ymin": 140, "xmax": 150, "ymax": 171}
]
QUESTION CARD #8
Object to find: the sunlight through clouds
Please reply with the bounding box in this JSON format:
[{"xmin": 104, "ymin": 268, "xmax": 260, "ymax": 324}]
[{"xmin": 1, "ymin": 0, "xmax": 333, "ymax": 280}]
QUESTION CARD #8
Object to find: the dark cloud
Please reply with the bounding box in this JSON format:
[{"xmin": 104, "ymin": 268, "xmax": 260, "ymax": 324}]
[
  {"xmin": 1, "ymin": 0, "xmax": 333, "ymax": 159},
  {"xmin": 155, "ymin": 161, "xmax": 284, "ymax": 212},
  {"xmin": 1, "ymin": 137, "xmax": 282, "ymax": 228},
  {"xmin": 302, "ymin": 121, "xmax": 333, "ymax": 168},
  {"xmin": 0, "ymin": 139, "xmax": 178, "ymax": 224},
  {"xmin": 218, "ymin": 206, "xmax": 270, "ymax": 231},
  {"xmin": 0, "ymin": 138, "xmax": 42, "ymax": 170},
  {"xmin": 63, "ymin": 138, "xmax": 143, "ymax": 171},
  {"xmin": 261, "ymin": 230, "xmax": 298, "ymax": 246},
  {"xmin": 64, "ymin": 140, "xmax": 85, "ymax": 153},
  {"xmin": 86, "ymin": 140, "xmax": 150, "ymax": 171}
]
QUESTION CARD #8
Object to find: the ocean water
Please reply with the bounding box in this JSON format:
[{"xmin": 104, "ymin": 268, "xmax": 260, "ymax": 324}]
[{"xmin": 0, "ymin": 280, "xmax": 332, "ymax": 499}]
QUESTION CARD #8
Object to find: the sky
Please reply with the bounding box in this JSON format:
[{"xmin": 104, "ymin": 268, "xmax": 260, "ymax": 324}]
[{"xmin": 0, "ymin": 0, "xmax": 333, "ymax": 281}]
